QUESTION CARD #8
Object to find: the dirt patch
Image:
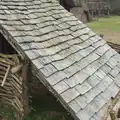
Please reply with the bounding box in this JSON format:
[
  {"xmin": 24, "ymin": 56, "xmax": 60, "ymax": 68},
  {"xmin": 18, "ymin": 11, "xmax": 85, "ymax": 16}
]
[
  {"xmin": 96, "ymin": 31, "xmax": 120, "ymax": 44},
  {"xmin": 117, "ymin": 22, "xmax": 120, "ymax": 24}
]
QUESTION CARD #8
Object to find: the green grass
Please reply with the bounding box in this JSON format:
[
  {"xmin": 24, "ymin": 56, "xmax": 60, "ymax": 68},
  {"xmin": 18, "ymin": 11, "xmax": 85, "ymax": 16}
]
[
  {"xmin": 88, "ymin": 16, "xmax": 120, "ymax": 32},
  {"xmin": 0, "ymin": 105, "xmax": 14, "ymax": 120},
  {"xmin": 25, "ymin": 96, "xmax": 73, "ymax": 120}
]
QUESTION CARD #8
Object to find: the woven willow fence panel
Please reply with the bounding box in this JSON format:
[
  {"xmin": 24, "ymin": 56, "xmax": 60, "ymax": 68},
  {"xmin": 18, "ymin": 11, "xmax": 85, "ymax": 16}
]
[{"xmin": 0, "ymin": 53, "xmax": 29, "ymax": 119}]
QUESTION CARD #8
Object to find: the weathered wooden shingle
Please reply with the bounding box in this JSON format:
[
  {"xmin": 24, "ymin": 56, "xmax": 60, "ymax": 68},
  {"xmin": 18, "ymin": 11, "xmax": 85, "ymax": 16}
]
[
  {"xmin": 75, "ymin": 96, "xmax": 88, "ymax": 109},
  {"xmin": 69, "ymin": 100, "xmax": 81, "ymax": 113},
  {"xmin": 53, "ymin": 80, "xmax": 69, "ymax": 94},
  {"xmin": 61, "ymin": 88, "xmax": 80, "ymax": 103},
  {"xmin": 75, "ymin": 82, "xmax": 92, "ymax": 95}
]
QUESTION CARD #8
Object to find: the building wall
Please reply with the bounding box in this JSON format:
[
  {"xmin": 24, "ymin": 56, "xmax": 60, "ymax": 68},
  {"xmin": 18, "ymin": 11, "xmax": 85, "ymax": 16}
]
[{"xmin": 110, "ymin": 0, "xmax": 120, "ymax": 14}]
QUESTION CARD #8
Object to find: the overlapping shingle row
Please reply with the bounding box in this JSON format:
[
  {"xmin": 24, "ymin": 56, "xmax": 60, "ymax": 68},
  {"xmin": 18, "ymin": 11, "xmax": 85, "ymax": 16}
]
[{"xmin": 0, "ymin": 0, "xmax": 120, "ymax": 120}]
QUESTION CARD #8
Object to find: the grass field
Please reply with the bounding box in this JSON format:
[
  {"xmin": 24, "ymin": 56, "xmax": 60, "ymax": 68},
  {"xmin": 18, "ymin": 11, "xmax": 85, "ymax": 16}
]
[{"xmin": 88, "ymin": 16, "xmax": 120, "ymax": 44}]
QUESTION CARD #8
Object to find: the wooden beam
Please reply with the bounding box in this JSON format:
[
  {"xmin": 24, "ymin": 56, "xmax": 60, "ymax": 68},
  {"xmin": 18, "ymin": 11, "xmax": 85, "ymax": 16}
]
[
  {"xmin": 110, "ymin": 110, "xmax": 117, "ymax": 120},
  {"xmin": 1, "ymin": 65, "xmax": 10, "ymax": 87},
  {"xmin": 22, "ymin": 60, "xmax": 30, "ymax": 119}
]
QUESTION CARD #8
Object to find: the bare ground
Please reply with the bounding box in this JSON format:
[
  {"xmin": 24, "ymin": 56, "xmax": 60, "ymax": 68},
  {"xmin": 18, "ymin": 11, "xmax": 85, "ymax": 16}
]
[{"xmin": 96, "ymin": 31, "xmax": 120, "ymax": 44}]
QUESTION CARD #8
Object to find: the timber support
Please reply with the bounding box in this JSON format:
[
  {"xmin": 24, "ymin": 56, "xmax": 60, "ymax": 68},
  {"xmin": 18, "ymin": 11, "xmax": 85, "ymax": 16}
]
[{"xmin": 0, "ymin": 54, "xmax": 29, "ymax": 120}]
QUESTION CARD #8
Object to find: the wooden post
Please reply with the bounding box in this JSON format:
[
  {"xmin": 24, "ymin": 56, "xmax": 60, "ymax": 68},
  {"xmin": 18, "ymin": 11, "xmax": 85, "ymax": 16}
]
[
  {"xmin": 1, "ymin": 65, "xmax": 11, "ymax": 86},
  {"xmin": 22, "ymin": 59, "xmax": 29, "ymax": 119},
  {"xmin": 14, "ymin": 113, "xmax": 23, "ymax": 120},
  {"xmin": 110, "ymin": 110, "xmax": 117, "ymax": 120},
  {"xmin": 15, "ymin": 59, "xmax": 29, "ymax": 120}
]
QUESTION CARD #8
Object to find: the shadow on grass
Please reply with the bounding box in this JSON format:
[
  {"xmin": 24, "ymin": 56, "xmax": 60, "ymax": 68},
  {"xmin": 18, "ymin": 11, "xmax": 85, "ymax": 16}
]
[{"xmin": 25, "ymin": 92, "xmax": 74, "ymax": 120}]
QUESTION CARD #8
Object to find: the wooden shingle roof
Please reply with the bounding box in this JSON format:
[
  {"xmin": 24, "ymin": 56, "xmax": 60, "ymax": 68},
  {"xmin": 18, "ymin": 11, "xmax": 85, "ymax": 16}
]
[{"xmin": 0, "ymin": 0, "xmax": 120, "ymax": 120}]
